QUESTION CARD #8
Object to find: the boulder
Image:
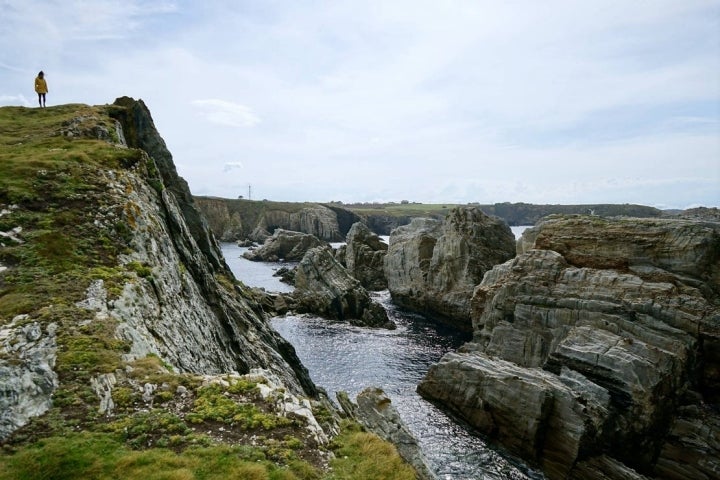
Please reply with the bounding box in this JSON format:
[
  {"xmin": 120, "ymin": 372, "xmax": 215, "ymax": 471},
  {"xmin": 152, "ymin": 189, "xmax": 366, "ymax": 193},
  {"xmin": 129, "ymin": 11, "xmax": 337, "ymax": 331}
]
[
  {"xmin": 344, "ymin": 222, "xmax": 388, "ymax": 291},
  {"xmin": 292, "ymin": 246, "xmax": 394, "ymax": 329},
  {"xmin": 384, "ymin": 207, "xmax": 515, "ymax": 330},
  {"xmin": 419, "ymin": 215, "xmax": 720, "ymax": 479},
  {"xmin": 418, "ymin": 354, "xmax": 612, "ymax": 479},
  {"xmin": 243, "ymin": 229, "xmax": 327, "ymax": 262}
]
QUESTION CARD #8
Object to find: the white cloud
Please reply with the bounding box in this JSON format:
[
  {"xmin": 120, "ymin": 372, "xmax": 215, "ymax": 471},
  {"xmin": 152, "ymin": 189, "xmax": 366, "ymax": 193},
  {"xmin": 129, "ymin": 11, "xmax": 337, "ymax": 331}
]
[
  {"xmin": 191, "ymin": 99, "xmax": 261, "ymax": 128},
  {"xmin": 0, "ymin": 94, "xmax": 32, "ymax": 107},
  {"xmin": 223, "ymin": 162, "xmax": 244, "ymax": 172},
  {"xmin": 0, "ymin": 0, "xmax": 717, "ymax": 208}
]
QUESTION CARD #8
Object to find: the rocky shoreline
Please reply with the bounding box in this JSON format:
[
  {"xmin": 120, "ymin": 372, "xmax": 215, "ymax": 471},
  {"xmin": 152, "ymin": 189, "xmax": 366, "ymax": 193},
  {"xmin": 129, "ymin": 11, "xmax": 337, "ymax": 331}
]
[
  {"xmin": 418, "ymin": 214, "xmax": 720, "ymax": 479},
  {"xmin": 232, "ymin": 206, "xmax": 720, "ymax": 478}
]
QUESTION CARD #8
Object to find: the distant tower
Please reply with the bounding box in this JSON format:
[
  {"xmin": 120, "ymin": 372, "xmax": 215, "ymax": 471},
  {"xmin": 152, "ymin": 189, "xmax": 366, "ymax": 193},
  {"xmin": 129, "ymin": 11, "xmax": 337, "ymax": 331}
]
[{"xmin": 248, "ymin": 184, "xmax": 252, "ymax": 200}]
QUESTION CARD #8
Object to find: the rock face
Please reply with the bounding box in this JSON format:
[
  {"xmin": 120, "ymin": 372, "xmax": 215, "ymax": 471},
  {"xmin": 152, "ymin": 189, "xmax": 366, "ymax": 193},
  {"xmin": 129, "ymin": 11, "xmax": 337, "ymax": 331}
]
[
  {"xmin": 0, "ymin": 319, "xmax": 58, "ymax": 440},
  {"xmin": 243, "ymin": 229, "xmax": 327, "ymax": 262},
  {"xmin": 107, "ymin": 98, "xmax": 316, "ymax": 396},
  {"xmin": 195, "ymin": 197, "xmax": 355, "ymax": 242},
  {"xmin": 192, "ymin": 197, "xmax": 244, "ymax": 241},
  {"xmin": 384, "ymin": 207, "xmax": 515, "ymax": 330},
  {"xmin": 418, "ymin": 215, "xmax": 720, "ymax": 479},
  {"xmin": 292, "ymin": 246, "xmax": 394, "ymax": 329},
  {"xmin": 343, "ymin": 222, "xmax": 388, "ymax": 291},
  {"xmin": 337, "ymin": 388, "xmax": 436, "ymax": 480}
]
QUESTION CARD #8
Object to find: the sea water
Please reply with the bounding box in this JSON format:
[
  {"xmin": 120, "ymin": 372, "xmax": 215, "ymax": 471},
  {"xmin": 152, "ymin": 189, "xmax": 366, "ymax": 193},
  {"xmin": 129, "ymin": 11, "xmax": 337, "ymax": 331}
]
[{"xmin": 221, "ymin": 226, "xmax": 541, "ymax": 479}]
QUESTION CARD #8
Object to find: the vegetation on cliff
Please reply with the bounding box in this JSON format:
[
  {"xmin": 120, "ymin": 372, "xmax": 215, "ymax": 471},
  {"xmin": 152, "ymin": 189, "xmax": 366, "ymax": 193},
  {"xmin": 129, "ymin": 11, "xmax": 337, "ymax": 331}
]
[{"xmin": 0, "ymin": 104, "xmax": 415, "ymax": 480}]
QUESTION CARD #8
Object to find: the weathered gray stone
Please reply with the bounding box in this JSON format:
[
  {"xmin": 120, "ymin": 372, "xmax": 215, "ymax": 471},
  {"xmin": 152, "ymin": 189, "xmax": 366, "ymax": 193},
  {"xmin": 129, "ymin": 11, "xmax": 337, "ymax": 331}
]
[
  {"xmin": 518, "ymin": 215, "xmax": 720, "ymax": 295},
  {"xmin": 654, "ymin": 405, "xmax": 720, "ymax": 480},
  {"xmin": 292, "ymin": 246, "xmax": 394, "ymax": 329},
  {"xmin": 344, "ymin": 222, "xmax": 388, "ymax": 291},
  {"xmin": 0, "ymin": 319, "xmax": 58, "ymax": 440},
  {"xmin": 107, "ymin": 97, "xmax": 317, "ymax": 397},
  {"xmin": 419, "ymin": 215, "xmax": 720, "ymax": 479},
  {"xmin": 384, "ymin": 207, "xmax": 515, "ymax": 330},
  {"xmin": 243, "ymin": 229, "xmax": 327, "ymax": 262},
  {"xmin": 570, "ymin": 455, "xmax": 650, "ymax": 480},
  {"xmin": 418, "ymin": 353, "xmax": 609, "ymax": 479}
]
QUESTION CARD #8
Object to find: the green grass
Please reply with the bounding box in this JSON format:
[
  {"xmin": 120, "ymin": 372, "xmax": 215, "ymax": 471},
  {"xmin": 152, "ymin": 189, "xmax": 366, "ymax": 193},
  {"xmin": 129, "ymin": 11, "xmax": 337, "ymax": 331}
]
[
  {"xmin": 326, "ymin": 422, "xmax": 416, "ymax": 480},
  {"xmin": 0, "ymin": 432, "xmax": 318, "ymax": 480},
  {"xmin": 0, "ymin": 423, "xmax": 417, "ymax": 480}
]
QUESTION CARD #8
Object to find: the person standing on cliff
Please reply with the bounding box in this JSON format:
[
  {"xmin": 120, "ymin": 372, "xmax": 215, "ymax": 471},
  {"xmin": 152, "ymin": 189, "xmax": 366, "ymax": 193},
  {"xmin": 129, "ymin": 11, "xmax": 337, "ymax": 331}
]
[{"xmin": 34, "ymin": 71, "xmax": 48, "ymax": 108}]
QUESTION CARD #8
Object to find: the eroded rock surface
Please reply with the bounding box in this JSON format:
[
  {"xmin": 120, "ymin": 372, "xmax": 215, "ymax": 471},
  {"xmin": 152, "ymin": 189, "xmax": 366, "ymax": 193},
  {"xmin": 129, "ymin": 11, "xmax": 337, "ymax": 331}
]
[
  {"xmin": 384, "ymin": 207, "xmax": 515, "ymax": 330},
  {"xmin": 243, "ymin": 229, "xmax": 327, "ymax": 262},
  {"xmin": 343, "ymin": 222, "xmax": 388, "ymax": 291},
  {"xmin": 291, "ymin": 246, "xmax": 394, "ymax": 329},
  {"xmin": 419, "ymin": 215, "xmax": 720, "ymax": 479},
  {"xmin": 0, "ymin": 319, "xmax": 58, "ymax": 440}
]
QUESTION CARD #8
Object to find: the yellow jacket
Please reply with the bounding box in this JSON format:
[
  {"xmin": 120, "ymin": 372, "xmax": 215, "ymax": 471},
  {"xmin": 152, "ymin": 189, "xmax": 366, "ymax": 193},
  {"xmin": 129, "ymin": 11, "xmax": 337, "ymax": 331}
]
[{"xmin": 35, "ymin": 76, "xmax": 48, "ymax": 94}]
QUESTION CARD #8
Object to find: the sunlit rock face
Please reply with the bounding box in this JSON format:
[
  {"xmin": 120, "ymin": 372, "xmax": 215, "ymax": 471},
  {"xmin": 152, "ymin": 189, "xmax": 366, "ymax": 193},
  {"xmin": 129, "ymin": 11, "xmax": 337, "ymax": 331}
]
[
  {"xmin": 419, "ymin": 215, "xmax": 720, "ymax": 480},
  {"xmin": 384, "ymin": 207, "xmax": 516, "ymax": 331}
]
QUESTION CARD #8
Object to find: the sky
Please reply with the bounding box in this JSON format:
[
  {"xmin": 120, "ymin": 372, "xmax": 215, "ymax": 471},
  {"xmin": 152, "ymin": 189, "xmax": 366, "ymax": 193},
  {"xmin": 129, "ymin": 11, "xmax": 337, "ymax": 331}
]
[{"xmin": 1, "ymin": 0, "xmax": 719, "ymax": 209}]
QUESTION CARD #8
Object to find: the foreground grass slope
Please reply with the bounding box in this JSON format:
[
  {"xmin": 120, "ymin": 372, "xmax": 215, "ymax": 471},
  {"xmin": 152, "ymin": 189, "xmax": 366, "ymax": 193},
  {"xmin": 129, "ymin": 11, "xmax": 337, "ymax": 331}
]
[{"xmin": 0, "ymin": 104, "xmax": 415, "ymax": 480}]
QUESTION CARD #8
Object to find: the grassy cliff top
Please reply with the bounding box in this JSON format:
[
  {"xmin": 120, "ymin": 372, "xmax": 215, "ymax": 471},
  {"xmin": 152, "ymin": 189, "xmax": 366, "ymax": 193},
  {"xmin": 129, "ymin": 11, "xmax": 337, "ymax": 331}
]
[
  {"xmin": 0, "ymin": 104, "xmax": 143, "ymax": 323},
  {"xmin": 0, "ymin": 104, "xmax": 416, "ymax": 480}
]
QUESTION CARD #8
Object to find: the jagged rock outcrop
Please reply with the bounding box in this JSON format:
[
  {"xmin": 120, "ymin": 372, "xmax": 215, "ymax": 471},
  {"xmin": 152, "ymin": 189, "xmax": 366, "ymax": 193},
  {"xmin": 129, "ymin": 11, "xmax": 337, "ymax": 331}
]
[
  {"xmin": 343, "ymin": 222, "xmax": 388, "ymax": 291},
  {"xmin": 107, "ymin": 97, "xmax": 317, "ymax": 397},
  {"xmin": 290, "ymin": 246, "xmax": 394, "ymax": 329},
  {"xmin": 517, "ymin": 215, "xmax": 720, "ymax": 297},
  {"xmin": 384, "ymin": 207, "xmax": 515, "ymax": 331},
  {"xmin": 243, "ymin": 229, "xmax": 327, "ymax": 262},
  {"xmin": 337, "ymin": 388, "xmax": 436, "ymax": 480},
  {"xmin": 418, "ymin": 215, "xmax": 720, "ymax": 479}
]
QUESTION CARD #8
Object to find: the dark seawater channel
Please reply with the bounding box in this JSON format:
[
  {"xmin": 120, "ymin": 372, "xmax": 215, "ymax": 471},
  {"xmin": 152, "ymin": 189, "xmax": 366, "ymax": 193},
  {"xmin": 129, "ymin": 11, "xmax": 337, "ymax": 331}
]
[{"xmin": 222, "ymin": 239, "xmax": 542, "ymax": 480}]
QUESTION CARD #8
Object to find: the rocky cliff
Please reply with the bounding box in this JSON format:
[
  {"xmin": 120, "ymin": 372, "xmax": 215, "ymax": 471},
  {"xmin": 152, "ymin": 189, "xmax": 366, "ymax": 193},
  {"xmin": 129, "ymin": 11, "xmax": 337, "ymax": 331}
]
[
  {"xmin": 0, "ymin": 101, "xmax": 415, "ymax": 479},
  {"xmin": 418, "ymin": 215, "xmax": 720, "ymax": 479},
  {"xmin": 195, "ymin": 196, "xmax": 361, "ymax": 242},
  {"xmin": 384, "ymin": 207, "xmax": 516, "ymax": 331}
]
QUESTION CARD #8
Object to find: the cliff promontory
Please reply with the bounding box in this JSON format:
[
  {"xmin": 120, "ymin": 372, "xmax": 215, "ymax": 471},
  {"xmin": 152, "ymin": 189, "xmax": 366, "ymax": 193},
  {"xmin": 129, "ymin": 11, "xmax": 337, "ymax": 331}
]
[
  {"xmin": 418, "ymin": 214, "xmax": 720, "ymax": 479},
  {"xmin": 0, "ymin": 101, "xmax": 417, "ymax": 479}
]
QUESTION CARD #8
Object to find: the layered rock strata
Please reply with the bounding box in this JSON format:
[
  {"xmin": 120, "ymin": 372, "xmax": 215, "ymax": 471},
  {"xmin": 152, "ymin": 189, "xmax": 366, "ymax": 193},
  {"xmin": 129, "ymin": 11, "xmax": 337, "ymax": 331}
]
[
  {"xmin": 419, "ymin": 215, "xmax": 720, "ymax": 479},
  {"xmin": 194, "ymin": 197, "xmax": 355, "ymax": 242},
  {"xmin": 106, "ymin": 98, "xmax": 317, "ymax": 397},
  {"xmin": 384, "ymin": 207, "xmax": 515, "ymax": 330},
  {"xmin": 291, "ymin": 246, "xmax": 394, "ymax": 329}
]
